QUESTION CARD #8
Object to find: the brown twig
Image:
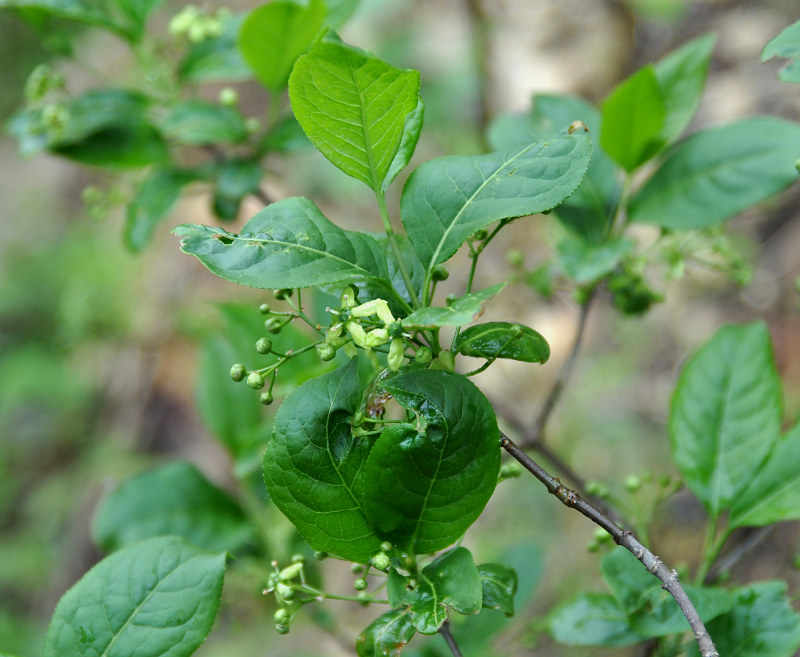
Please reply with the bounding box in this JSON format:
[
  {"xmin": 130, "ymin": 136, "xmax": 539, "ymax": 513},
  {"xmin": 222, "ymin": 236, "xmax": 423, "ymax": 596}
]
[
  {"xmin": 438, "ymin": 620, "xmax": 464, "ymax": 657},
  {"xmin": 500, "ymin": 432, "xmax": 719, "ymax": 657},
  {"xmin": 524, "ymin": 290, "xmax": 596, "ymax": 449},
  {"xmin": 462, "ymin": 0, "xmax": 491, "ymax": 145}
]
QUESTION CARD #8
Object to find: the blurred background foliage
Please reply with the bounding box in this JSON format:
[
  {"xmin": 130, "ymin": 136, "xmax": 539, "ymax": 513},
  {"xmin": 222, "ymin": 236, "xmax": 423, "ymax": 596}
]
[{"xmin": 1, "ymin": 1, "xmax": 800, "ymax": 656}]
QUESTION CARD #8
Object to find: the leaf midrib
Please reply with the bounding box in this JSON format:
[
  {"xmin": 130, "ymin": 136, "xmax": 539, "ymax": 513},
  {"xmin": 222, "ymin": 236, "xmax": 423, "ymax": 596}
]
[{"xmin": 345, "ymin": 48, "xmax": 382, "ymax": 193}]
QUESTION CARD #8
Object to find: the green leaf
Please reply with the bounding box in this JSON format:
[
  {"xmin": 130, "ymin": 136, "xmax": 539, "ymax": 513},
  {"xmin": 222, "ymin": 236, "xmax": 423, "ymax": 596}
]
[
  {"xmin": 324, "ymin": 0, "xmax": 361, "ymax": 28},
  {"xmin": 549, "ymin": 593, "xmax": 644, "ymax": 646},
  {"xmin": 762, "ymin": 19, "xmax": 800, "ymax": 84},
  {"xmin": 43, "ymin": 536, "xmax": 225, "ymax": 657},
  {"xmin": 356, "ymin": 234, "xmax": 425, "ymax": 315},
  {"xmin": 362, "ymin": 370, "xmax": 500, "ymax": 554},
  {"xmin": 487, "ymin": 93, "xmax": 619, "ymax": 242},
  {"xmin": 629, "ymin": 117, "xmax": 800, "ymax": 229},
  {"xmin": 730, "ymin": 420, "xmax": 800, "ymax": 528},
  {"xmin": 401, "ymin": 283, "xmax": 505, "ymax": 330},
  {"xmin": 387, "ymin": 548, "xmax": 482, "ymax": 634},
  {"xmin": 107, "ymin": 0, "xmax": 164, "ymax": 41},
  {"xmin": 400, "ymin": 131, "xmax": 592, "ymax": 271},
  {"xmin": 601, "ymin": 547, "xmax": 733, "ymax": 638},
  {"xmin": 356, "ymin": 607, "xmax": 416, "ymax": 657},
  {"xmin": 454, "ymin": 322, "xmax": 549, "ymax": 364},
  {"xmin": 691, "ymin": 582, "xmax": 800, "ymax": 657},
  {"xmin": 175, "ymin": 196, "xmax": 390, "ymax": 290},
  {"xmin": 556, "ymin": 236, "xmax": 633, "ymax": 283},
  {"xmin": 653, "ymin": 33, "xmax": 715, "ymax": 142},
  {"xmin": 91, "ymin": 461, "xmax": 253, "ymax": 554},
  {"xmin": 125, "ymin": 167, "xmax": 195, "ymax": 251},
  {"xmin": 263, "ymin": 360, "xmax": 383, "ymax": 563},
  {"xmin": 238, "ymin": 0, "xmax": 326, "ymax": 92},
  {"xmin": 669, "ymin": 322, "xmax": 782, "ymax": 515},
  {"xmin": 178, "ymin": 12, "xmax": 251, "ymax": 82},
  {"xmin": 8, "ymin": 89, "xmax": 167, "ymax": 167},
  {"xmin": 211, "ymin": 158, "xmax": 262, "ymax": 221},
  {"xmin": 600, "ymin": 64, "xmax": 666, "ymax": 171},
  {"xmin": 478, "ymin": 563, "xmax": 517, "ymax": 616},
  {"xmin": 261, "ymin": 115, "xmax": 311, "ymax": 153},
  {"xmin": 160, "ymin": 100, "xmax": 248, "ymax": 145},
  {"xmin": 289, "ymin": 38, "xmax": 421, "ymax": 192}
]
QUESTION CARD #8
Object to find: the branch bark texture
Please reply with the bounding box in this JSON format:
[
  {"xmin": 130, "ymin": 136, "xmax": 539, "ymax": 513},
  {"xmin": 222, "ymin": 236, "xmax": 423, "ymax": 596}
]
[{"xmin": 500, "ymin": 432, "xmax": 719, "ymax": 657}]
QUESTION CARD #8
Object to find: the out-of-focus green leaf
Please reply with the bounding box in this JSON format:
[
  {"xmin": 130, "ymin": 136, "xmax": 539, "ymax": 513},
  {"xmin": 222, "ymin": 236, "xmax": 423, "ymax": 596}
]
[
  {"xmin": 160, "ymin": 100, "xmax": 248, "ymax": 145},
  {"xmin": 670, "ymin": 322, "xmax": 781, "ymax": 515},
  {"xmin": 43, "ymin": 537, "xmax": 225, "ymax": 657},
  {"xmin": 324, "ymin": 0, "xmax": 360, "ymax": 28},
  {"xmin": 629, "ymin": 118, "xmax": 800, "ymax": 229},
  {"xmin": 549, "ymin": 594, "xmax": 644, "ymax": 646},
  {"xmin": 211, "ymin": 158, "xmax": 262, "ymax": 220},
  {"xmin": 556, "ymin": 236, "xmax": 633, "ymax": 283},
  {"xmin": 91, "ymin": 461, "xmax": 253, "ymax": 554},
  {"xmin": 179, "ymin": 12, "xmax": 251, "ymax": 82},
  {"xmin": 762, "ymin": 19, "xmax": 800, "ymax": 83},
  {"xmin": 239, "ymin": 0, "xmax": 325, "ymax": 92}
]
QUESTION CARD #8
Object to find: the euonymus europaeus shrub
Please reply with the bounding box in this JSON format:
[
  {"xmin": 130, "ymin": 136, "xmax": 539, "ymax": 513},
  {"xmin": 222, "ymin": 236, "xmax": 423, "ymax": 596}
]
[{"xmin": 6, "ymin": 3, "xmax": 800, "ymax": 657}]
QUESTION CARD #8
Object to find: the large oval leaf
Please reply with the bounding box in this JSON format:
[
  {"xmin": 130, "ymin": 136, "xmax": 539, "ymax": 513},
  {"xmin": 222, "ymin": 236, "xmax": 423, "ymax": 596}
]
[
  {"xmin": 362, "ymin": 369, "xmax": 500, "ymax": 554},
  {"xmin": 91, "ymin": 461, "xmax": 253, "ymax": 554},
  {"xmin": 174, "ymin": 196, "xmax": 390, "ymax": 289},
  {"xmin": 289, "ymin": 37, "xmax": 421, "ymax": 192},
  {"xmin": 43, "ymin": 536, "xmax": 225, "ymax": 657},
  {"xmin": 400, "ymin": 131, "xmax": 591, "ymax": 272},
  {"xmin": 454, "ymin": 321, "xmax": 550, "ymax": 363},
  {"xmin": 669, "ymin": 322, "xmax": 782, "ymax": 515},
  {"xmin": 629, "ymin": 117, "xmax": 800, "ymax": 229},
  {"xmin": 263, "ymin": 360, "xmax": 382, "ymax": 564}
]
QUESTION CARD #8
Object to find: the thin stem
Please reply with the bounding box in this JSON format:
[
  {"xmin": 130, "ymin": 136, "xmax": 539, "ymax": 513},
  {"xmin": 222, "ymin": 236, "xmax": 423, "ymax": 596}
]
[
  {"xmin": 525, "ymin": 287, "xmax": 596, "ymax": 448},
  {"xmin": 462, "ymin": 0, "xmax": 491, "ymax": 147},
  {"xmin": 609, "ymin": 173, "xmax": 633, "ymax": 238},
  {"xmin": 284, "ymin": 296, "xmax": 324, "ymax": 334},
  {"xmin": 500, "ymin": 432, "xmax": 719, "ymax": 657},
  {"xmin": 707, "ymin": 526, "xmax": 774, "ymax": 583},
  {"xmin": 696, "ymin": 522, "xmax": 733, "ymax": 586},
  {"xmin": 439, "ymin": 621, "xmax": 464, "ymax": 657},
  {"xmin": 376, "ymin": 190, "xmax": 420, "ymax": 308}
]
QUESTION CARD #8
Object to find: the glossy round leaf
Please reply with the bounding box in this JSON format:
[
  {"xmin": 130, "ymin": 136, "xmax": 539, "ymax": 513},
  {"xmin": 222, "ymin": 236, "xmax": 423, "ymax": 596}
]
[{"xmin": 454, "ymin": 321, "xmax": 549, "ymax": 364}]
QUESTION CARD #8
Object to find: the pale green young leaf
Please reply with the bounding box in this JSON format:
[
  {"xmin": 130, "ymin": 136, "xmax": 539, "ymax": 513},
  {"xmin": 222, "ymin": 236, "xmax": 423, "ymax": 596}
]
[
  {"xmin": 600, "ymin": 65, "xmax": 666, "ymax": 171},
  {"xmin": 629, "ymin": 117, "xmax": 800, "ymax": 229},
  {"xmin": 174, "ymin": 196, "xmax": 390, "ymax": 289},
  {"xmin": 289, "ymin": 38, "xmax": 421, "ymax": 191},
  {"xmin": 762, "ymin": 19, "xmax": 800, "ymax": 83},
  {"xmin": 125, "ymin": 167, "xmax": 196, "ymax": 251},
  {"xmin": 91, "ymin": 461, "xmax": 253, "ymax": 554},
  {"xmin": 549, "ymin": 594, "xmax": 644, "ymax": 646},
  {"xmin": 160, "ymin": 100, "xmax": 248, "ymax": 145},
  {"xmin": 401, "ymin": 131, "xmax": 592, "ymax": 271},
  {"xmin": 362, "ymin": 370, "xmax": 500, "ymax": 555},
  {"xmin": 730, "ymin": 421, "xmax": 800, "ymax": 528},
  {"xmin": 356, "ymin": 607, "xmax": 416, "ymax": 657},
  {"xmin": 669, "ymin": 322, "xmax": 782, "ymax": 515},
  {"xmin": 454, "ymin": 322, "xmax": 550, "ymax": 364},
  {"xmin": 488, "ymin": 93, "xmax": 619, "ymax": 243},
  {"xmin": 401, "ymin": 283, "xmax": 505, "ymax": 330},
  {"xmin": 238, "ymin": 0, "xmax": 326, "ymax": 92},
  {"xmin": 43, "ymin": 536, "xmax": 225, "ymax": 657},
  {"xmin": 653, "ymin": 33, "xmax": 715, "ymax": 142},
  {"xmin": 263, "ymin": 360, "xmax": 383, "ymax": 563},
  {"xmin": 688, "ymin": 582, "xmax": 800, "ymax": 657}
]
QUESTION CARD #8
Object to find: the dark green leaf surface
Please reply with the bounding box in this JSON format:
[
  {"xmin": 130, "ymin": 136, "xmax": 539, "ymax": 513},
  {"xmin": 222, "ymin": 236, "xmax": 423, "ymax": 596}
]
[
  {"xmin": 263, "ymin": 360, "xmax": 382, "ymax": 563},
  {"xmin": 125, "ymin": 167, "xmax": 195, "ymax": 251},
  {"xmin": 175, "ymin": 196, "xmax": 390, "ymax": 289},
  {"xmin": 690, "ymin": 582, "xmax": 800, "ymax": 657},
  {"xmin": 91, "ymin": 461, "xmax": 253, "ymax": 554},
  {"xmin": 401, "ymin": 284, "xmax": 504, "ymax": 330},
  {"xmin": 238, "ymin": 0, "xmax": 325, "ymax": 92},
  {"xmin": 629, "ymin": 118, "xmax": 800, "ymax": 229},
  {"xmin": 356, "ymin": 607, "xmax": 416, "ymax": 657},
  {"xmin": 289, "ymin": 38, "xmax": 421, "ymax": 191},
  {"xmin": 362, "ymin": 370, "xmax": 500, "ymax": 554},
  {"xmin": 356, "ymin": 234, "xmax": 425, "ymax": 315},
  {"xmin": 454, "ymin": 321, "xmax": 549, "ymax": 364},
  {"xmin": 600, "ymin": 65, "xmax": 666, "ymax": 171},
  {"xmin": 762, "ymin": 19, "xmax": 800, "ymax": 83},
  {"xmin": 211, "ymin": 158, "xmax": 262, "ymax": 220},
  {"xmin": 556, "ymin": 236, "xmax": 633, "ymax": 283},
  {"xmin": 731, "ymin": 420, "xmax": 800, "ymax": 528},
  {"xmin": 43, "ymin": 536, "xmax": 225, "ymax": 657},
  {"xmin": 653, "ymin": 34, "xmax": 715, "ymax": 142},
  {"xmin": 401, "ymin": 131, "xmax": 591, "ymax": 271},
  {"xmin": 549, "ymin": 593, "xmax": 644, "ymax": 646},
  {"xmin": 178, "ymin": 13, "xmax": 251, "ymax": 82},
  {"xmin": 488, "ymin": 93, "xmax": 619, "ymax": 242},
  {"xmin": 478, "ymin": 562, "xmax": 517, "ymax": 616},
  {"xmin": 382, "ymin": 97, "xmax": 425, "ymax": 192},
  {"xmin": 160, "ymin": 100, "xmax": 248, "ymax": 145},
  {"xmin": 670, "ymin": 322, "xmax": 782, "ymax": 515}
]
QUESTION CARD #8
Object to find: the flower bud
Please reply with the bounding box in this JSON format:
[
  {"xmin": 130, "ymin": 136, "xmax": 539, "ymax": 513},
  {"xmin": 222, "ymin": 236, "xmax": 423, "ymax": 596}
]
[
  {"xmin": 247, "ymin": 372, "xmax": 265, "ymax": 389},
  {"xmin": 274, "ymin": 288, "xmax": 293, "ymax": 300},
  {"xmin": 388, "ymin": 338, "xmax": 405, "ymax": 371},
  {"xmin": 259, "ymin": 391, "xmax": 274, "ymax": 405},
  {"xmin": 256, "ymin": 337, "xmax": 272, "ymax": 354},
  {"xmin": 259, "ymin": 303, "xmax": 271, "ymax": 314},
  {"xmin": 230, "ymin": 363, "xmax": 246, "ymax": 382},
  {"xmin": 317, "ymin": 343, "xmax": 336, "ymax": 361},
  {"xmin": 353, "ymin": 578, "xmax": 368, "ymax": 591},
  {"xmin": 275, "ymin": 624, "xmax": 290, "ymax": 635},
  {"xmin": 431, "ymin": 265, "xmax": 449, "ymax": 282},
  {"xmin": 274, "ymin": 609, "xmax": 291, "ymax": 625},
  {"xmin": 371, "ymin": 553, "xmax": 391, "ymax": 571}
]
